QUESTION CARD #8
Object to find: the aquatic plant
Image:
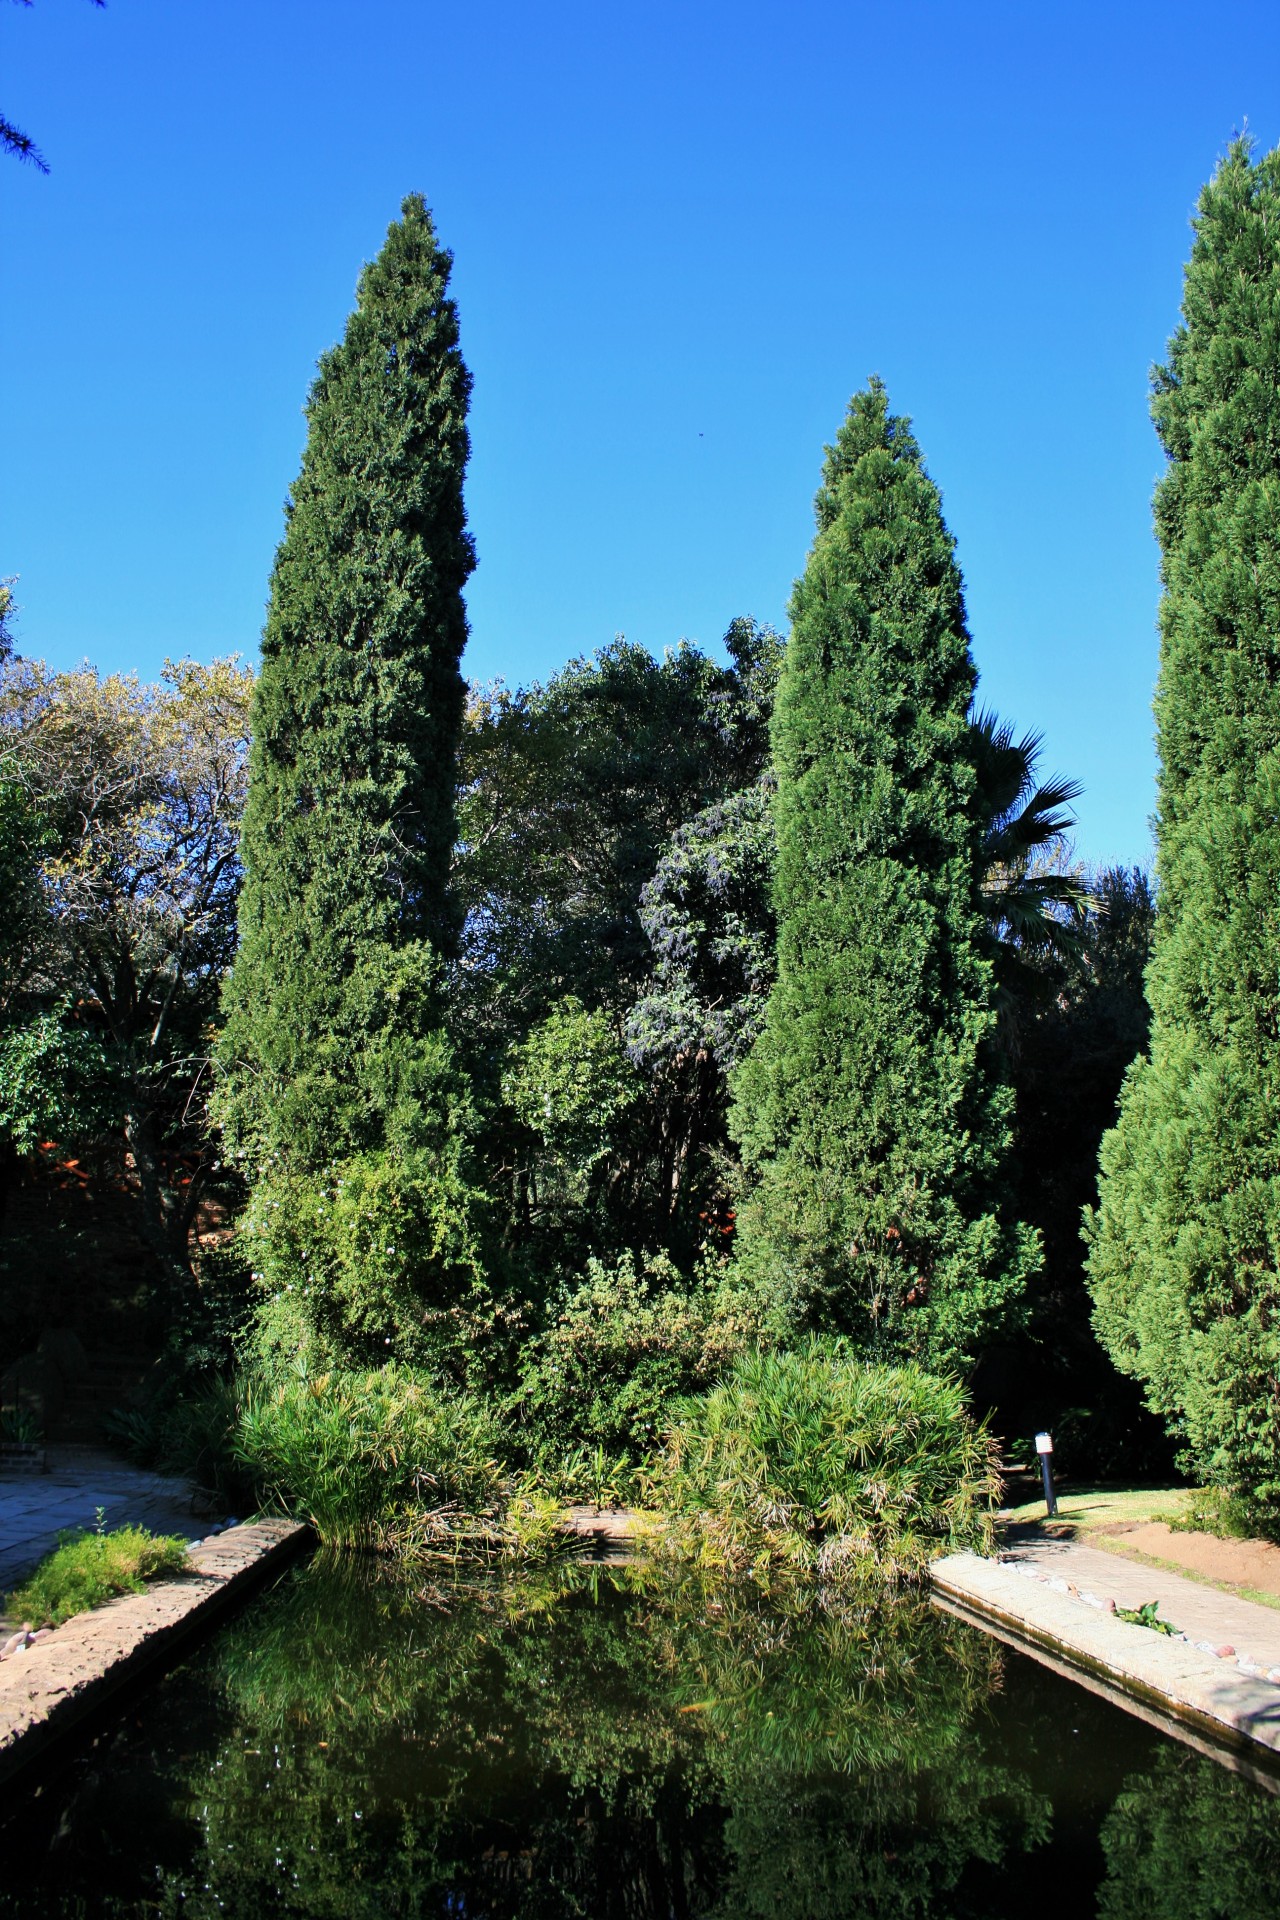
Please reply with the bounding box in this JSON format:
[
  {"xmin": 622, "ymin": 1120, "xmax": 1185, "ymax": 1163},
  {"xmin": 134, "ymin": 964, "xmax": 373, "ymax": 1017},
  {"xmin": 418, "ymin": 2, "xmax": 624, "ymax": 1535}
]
[
  {"xmin": 644, "ymin": 1343, "xmax": 1001, "ymax": 1578},
  {"xmin": 231, "ymin": 1363, "xmax": 562, "ymax": 1560}
]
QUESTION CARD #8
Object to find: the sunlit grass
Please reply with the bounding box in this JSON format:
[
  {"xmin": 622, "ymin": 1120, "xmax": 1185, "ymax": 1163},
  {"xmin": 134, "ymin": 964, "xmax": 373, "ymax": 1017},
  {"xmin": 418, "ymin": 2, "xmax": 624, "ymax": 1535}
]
[
  {"xmin": 6, "ymin": 1525, "xmax": 191, "ymax": 1628},
  {"xmin": 999, "ymin": 1486, "xmax": 1194, "ymax": 1534}
]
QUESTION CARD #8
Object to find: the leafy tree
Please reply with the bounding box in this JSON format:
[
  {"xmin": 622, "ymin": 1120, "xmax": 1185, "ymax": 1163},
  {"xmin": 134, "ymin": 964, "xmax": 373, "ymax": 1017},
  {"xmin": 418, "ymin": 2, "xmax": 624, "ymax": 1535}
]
[
  {"xmin": 218, "ymin": 195, "xmax": 487, "ymax": 1368},
  {"xmin": 983, "ymin": 868, "xmax": 1169, "ymax": 1474},
  {"xmin": 729, "ymin": 381, "xmax": 1037, "ymax": 1368},
  {"xmin": 1087, "ymin": 141, "xmax": 1280, "ymax": 1512},
  {"xmin": 0, "ymin": 653, "xmax": 250, "ymax": 1266},
  {"xmin": 629, "ymin": 707, "xmax": 1085, "ymax": 1260},
  {"xmin": 970, "ymin": 708, "xmax": 1088, "ymax": 1028},
  {"xmin": 455, "ymin": 622, "xmax": 780, "ymax": 1261},
  {"xmin": 456, "ymin": 624, "xmax": 778, "ymax": 1036}
]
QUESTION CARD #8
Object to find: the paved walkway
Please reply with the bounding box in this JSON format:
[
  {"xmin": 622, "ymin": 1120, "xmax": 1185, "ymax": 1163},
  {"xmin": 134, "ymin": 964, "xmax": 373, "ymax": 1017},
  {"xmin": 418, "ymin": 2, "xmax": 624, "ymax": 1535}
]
[
  {"xmin": 1002, "ymin": 1533, "xmax": 1280, "ymax": 1677},
  {"xmin": 933, "ymin": 1535, "xmax": 1280, "ymax": 1763},
  {"xmin": 0, "ymin": 1519, "xmax": 308, "ymax": 1789},
  {"xmin": 0, "ymin": 1448, "xmax": 204, "ymax": 1593}
]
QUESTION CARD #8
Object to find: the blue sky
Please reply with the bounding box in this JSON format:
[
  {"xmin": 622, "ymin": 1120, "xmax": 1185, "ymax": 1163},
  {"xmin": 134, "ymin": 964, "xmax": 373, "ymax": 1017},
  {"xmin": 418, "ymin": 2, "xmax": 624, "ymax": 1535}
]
[{"xmin": 4, "ymin": 1, "xmax": 1278, "ymax": 870}]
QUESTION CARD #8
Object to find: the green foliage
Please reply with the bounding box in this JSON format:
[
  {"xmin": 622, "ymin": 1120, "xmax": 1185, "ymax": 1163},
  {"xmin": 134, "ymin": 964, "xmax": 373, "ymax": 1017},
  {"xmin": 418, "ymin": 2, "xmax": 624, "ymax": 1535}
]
[
  {"xmin": 455, "ymin": 622, "xmax": 781, "ymax": 1258},
  {"xmin": 1098, "ymin": 1743, "xmax": 1280, "ymax": 1920},
  {"xmin": 230, "ymin": 1364, "xmax": 528, "ymax": 1556},
  {"xmin": 5, "ymin": 1524, "xmax": 189, "ymax": 1628},
  {"xmin": 244, "ymin": 1141, "xmax": 490, "ymax": 1373},
  {"xmin": 218, "ymin": 196, "xmax": 489, "ymax": 1363},
  {"xmin": 0, "ymin": 1404, "xmax": 40, "ymax": 1442},
  {"xmin": 645, "ymin": 1342, "xmax": 1001, "ymax": 1579},
  {"xmin": 511, "ymin": 1248, "xmax": 755, "ymax": 1468},
  {"xmin": 0, "ymin": 723, "xmax": 117, "ymax": 1179},
  {"xmin": 0, "ymin": 999, "xmax": 116, "ymax": 1154},
  {"xmin": 501, "ymin": 995, "xmax": 641, "ymax": 1206},
  {"xmin": 730, "ymin": 381, "xmax": 1036, "ymax": 1368},
  {"xmin": 0, "ymin": 652, "xmax": 252, "ymax": 1271},
  {"xmin": 1087, "ymin": 142, "xmax": 1280, "ymax": 1516},
  {"xmin": 1112, "ymin": 1598, "xmax": 1179, "ymax": 1634},
  {"xmin": 1164, "ymin": 1484, "xmax": 1262, "ymax": 1541},
  {"xmin": 630, "ymin": 780, "xmax": 777, "ymax": 1076}
]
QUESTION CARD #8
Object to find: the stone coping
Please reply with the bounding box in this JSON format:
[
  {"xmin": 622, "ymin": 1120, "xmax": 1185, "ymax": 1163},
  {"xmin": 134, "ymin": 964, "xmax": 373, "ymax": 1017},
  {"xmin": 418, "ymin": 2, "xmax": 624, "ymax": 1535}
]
[
  {"xmin": 931, "ymin": 1550, "xmax": 1280, "ymax": 1772},
  {"xmin": 0, "ymin": 1517, "xmax": 310, "ymax": 1791}
]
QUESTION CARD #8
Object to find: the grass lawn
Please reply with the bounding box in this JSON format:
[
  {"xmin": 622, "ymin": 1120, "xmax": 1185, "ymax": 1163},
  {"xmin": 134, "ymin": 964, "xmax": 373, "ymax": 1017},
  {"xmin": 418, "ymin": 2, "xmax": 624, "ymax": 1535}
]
[{"xmin": 1000, "ymin": 1484, "xmax": 1194, "ymax": 1537}]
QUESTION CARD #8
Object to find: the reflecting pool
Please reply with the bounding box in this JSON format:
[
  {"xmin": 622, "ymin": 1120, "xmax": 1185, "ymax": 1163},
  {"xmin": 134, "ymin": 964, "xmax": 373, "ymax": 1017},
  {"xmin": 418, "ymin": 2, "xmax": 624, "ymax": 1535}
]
[{"xmin": 4, "ymin": 1556, "xmax": 1280, "ymax": 1917}]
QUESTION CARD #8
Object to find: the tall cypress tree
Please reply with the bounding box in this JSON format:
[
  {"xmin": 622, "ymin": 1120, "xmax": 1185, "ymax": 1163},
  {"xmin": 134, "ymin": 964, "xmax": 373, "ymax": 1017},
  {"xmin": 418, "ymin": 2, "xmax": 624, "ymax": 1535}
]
[
  {"xmin": 730, "ymin": 382, "xmax": 1035, "ymax": 1370},
  {"xmin": 219, "ymin": 196, "xmax": 486, "ymax": 1365},
  {"xmin": 1088, "ymin": 142, "xmax": 1280, "ymax": 1510}
]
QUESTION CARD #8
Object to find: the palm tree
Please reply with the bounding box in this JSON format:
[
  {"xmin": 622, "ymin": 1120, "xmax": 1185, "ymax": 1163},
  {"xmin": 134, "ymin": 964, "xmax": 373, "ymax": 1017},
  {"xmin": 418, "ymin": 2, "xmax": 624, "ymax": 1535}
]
[{"xmin": 970, "ymin": 707, "xmax": 1089, "ymax": 1028}]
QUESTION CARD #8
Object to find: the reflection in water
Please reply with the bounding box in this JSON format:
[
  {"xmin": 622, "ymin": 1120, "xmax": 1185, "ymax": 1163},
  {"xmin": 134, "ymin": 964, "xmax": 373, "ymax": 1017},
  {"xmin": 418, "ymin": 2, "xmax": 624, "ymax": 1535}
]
[
  {"xmin": 1098, "ymin": 1740, "xmax": 1280, "ymax": 1920},
  {"xmin": 3, "ymin": 1556, "xmax": 1280, "ymax": 1917}
]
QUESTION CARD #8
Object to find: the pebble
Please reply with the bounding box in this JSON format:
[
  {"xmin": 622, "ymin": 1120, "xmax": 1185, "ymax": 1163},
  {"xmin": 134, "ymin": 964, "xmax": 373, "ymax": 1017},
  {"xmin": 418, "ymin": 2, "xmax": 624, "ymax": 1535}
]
[{"xmin": 990, "ymin": 1553, "xmax": 1280, "ymax": 1683}]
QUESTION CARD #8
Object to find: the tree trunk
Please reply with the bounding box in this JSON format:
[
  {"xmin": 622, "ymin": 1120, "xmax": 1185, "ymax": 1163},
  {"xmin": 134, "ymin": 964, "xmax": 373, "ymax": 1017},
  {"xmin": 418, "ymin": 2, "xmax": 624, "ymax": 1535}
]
[
  {"xmin": 0, "ymin": 1136, "xmax": 18, "ymax": 1228},
  {"xmin": 123, "ymin": 1105, "xmax": 194, "ymax": 1289}
]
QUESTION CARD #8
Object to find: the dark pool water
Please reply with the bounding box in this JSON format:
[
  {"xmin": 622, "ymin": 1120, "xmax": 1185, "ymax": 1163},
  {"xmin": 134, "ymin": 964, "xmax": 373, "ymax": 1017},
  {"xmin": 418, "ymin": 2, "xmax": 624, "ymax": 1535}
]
[{"xmin": 3, "ymin": 1557, "xmax": 1280, "ymax": 1918}]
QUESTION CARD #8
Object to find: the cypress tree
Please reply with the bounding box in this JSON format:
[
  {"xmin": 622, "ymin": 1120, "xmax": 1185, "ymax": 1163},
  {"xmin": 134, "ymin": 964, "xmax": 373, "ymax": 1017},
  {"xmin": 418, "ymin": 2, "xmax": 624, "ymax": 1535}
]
[
  {"xmin": 1088, "ymin": 142, "xmax": 1280, "ymax": 1511},
  {"xmin": 729, "ymin": 382, "xmax": 1036, "ymax": 1369},
  {"xmin": 219, "ymin": 195, "xmax": 485, "ymax": 1365}
]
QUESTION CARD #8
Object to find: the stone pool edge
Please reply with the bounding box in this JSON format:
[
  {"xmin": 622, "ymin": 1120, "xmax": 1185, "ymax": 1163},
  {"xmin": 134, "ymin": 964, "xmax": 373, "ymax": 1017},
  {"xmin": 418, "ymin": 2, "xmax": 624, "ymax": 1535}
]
[
  {"xmin": 0, "ymin": 1517, "xmax": 310, "ymax": 1791},
  {"xmin": 931, "ymin": 1549, "xmax": 1280, "ymax": 1769}
]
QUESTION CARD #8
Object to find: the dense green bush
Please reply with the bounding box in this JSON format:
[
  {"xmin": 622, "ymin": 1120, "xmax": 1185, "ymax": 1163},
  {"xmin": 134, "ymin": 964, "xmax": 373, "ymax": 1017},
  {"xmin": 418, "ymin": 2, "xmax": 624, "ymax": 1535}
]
[
  {"xmin": 243, "ymin": 1139, "xmax": 492, "ymax": 1374},
  {"xmin": 645, "ymin": 1343, "xmax": 1000, "ymax": 1579},
  {"xmin": 511, "ymin": 1250, "xmax": 755, "ymax": 1479},
  {"xmin": 6, "ymin": 1524, "xmax": 190, "ymax": 1627},
  {"xmin": 231, "ymin": 1364, "xmax": 559, "ymax": 1559}
]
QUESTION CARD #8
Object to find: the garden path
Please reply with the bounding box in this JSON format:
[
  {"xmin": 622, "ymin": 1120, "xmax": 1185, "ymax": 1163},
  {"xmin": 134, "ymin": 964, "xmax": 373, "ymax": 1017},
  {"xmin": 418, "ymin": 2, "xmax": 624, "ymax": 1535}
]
[
  {"xmin": 1000, "ymin": 1533, "xmax": 1280, "ymax": 1675},
  {"xmin": 0, "ymin": 1448, "xmax": 203, "ymax": 1597}
]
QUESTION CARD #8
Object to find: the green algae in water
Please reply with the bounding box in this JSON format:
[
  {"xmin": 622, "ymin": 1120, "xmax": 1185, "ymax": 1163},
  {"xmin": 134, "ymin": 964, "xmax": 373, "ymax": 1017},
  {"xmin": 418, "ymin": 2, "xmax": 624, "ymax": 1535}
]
[{"xmin": 4, "ymin": 1557, "xmax": 1280, "ymax": 1917}]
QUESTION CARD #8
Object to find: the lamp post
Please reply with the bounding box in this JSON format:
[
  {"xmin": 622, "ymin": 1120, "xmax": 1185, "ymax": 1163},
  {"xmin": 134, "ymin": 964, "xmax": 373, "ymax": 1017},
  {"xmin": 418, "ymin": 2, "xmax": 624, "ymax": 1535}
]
[{"xmin": 1035, "ymin": 1432, "xmax": 1057, "ymax": 1518}]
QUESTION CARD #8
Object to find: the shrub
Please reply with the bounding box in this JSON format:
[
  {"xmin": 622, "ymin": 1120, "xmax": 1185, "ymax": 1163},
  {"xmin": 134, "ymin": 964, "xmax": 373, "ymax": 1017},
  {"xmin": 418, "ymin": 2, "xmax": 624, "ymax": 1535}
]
[
  {"xmin": 644, "ymin": 1343, "xmax": 1001, "ymax": 1580},
  {"xmin": 511, "ymin": 1250, "xmax": 755, "ymax": 1474},
  {"xmin": 231, "ymin": 1363, "xmax": 558, "ymax": 1559},
  {"xmin": 244, "ymin": 1145, "xmax": 492, "ymax": 1373},
  {"xmin": 7, "ymin": 1525, "xmax": 190, "ymax": 1628}
]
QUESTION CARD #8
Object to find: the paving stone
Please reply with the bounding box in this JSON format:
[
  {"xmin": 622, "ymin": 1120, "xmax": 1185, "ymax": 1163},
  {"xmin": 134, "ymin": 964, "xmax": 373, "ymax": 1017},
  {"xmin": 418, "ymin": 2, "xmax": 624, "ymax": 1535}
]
[
  {"xmin": 934, "ymin": 1543, "xmax": 1280, "ymax": 1760},
  {"xmin": 0, "ymin": 1519, "xmax": 309, "ymax": 1787},
  {"xmin": 0, "ymin": 1447, "xmax": 206, "ymax": 1595}
]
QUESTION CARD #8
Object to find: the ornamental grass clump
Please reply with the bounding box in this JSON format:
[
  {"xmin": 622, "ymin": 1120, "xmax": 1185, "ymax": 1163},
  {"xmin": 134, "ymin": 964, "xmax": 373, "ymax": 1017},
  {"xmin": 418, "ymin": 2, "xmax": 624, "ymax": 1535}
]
[
  {"xmin": 645, "ymin": 1344, "xmax": 1001, "ymax": 1581},
  {"xmin": 232, "ymin": 1364, "xmax": 560, "ymax": 1560},
  {"xmin": 6, "ymin": 1525, "xmax": 191, "ymax": 1629}
]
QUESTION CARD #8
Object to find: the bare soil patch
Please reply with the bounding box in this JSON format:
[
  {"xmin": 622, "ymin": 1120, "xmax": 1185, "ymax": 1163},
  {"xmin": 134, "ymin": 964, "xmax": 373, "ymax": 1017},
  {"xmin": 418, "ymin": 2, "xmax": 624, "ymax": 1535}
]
[{"xmin": 1096, "ymin": 1520, "xmax": 1280, "ymax": 1601}]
